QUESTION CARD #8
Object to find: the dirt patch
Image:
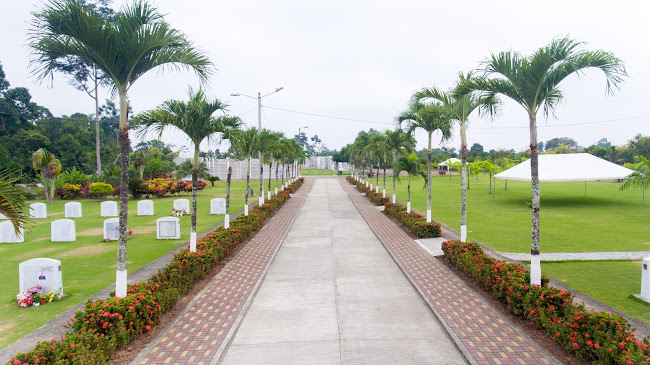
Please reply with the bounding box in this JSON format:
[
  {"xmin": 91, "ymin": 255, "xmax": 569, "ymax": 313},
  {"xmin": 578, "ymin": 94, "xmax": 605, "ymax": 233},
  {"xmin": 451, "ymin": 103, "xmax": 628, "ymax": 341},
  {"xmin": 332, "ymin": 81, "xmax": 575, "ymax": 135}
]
[
  {"xmin": 0, "ymin": 320, "xmax": 16, "ymax": 346},
  {"xmin": 58, "ymin": 245, "xmax": 113, "ymax": 258},
  {"xmin": 77, "ymin": 228, "xmax": 104, "ymax": 236},
  {"xmin": 15, "ymin": 247, "xmax": 60, "ymax": 260},
  {"xmin": 133, "ymin": 226, "xmax": 157, "ymax": 234}
]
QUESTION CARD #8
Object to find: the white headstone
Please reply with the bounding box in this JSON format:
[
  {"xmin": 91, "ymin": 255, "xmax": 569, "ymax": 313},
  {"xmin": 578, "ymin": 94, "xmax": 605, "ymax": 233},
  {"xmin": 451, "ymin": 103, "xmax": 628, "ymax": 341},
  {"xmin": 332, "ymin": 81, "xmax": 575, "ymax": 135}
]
[
  {"xmin": 51, "ymin": 219, "xmax": 76, "ymax": 242},
  {"xmin": 30, "ymin": 203, "xmax": 47, "ymax": 219},
  {"xmin": 173, "ymin": 199, "xmax": 190, "ymax": 214},
  {"xmin": 642, "ymin": 257, "xmax": 650, "ymax": 301},
  {"xmin": 137, "ymin": 200, "xmax": 154, "ymax": 216},
  {"xmin": 210, "ymin": 198, "xmax": 226, "ymax": 215},
  {"xmin": 101, "ymin": 201, "xmax": 118, "ymax": 217},
  {"xmin": 18, "ymin": 258, "xmax": 63, "ymax": 297},
  {"xmin": 64, "ymin": 202, "xmax": 82, "ymax": 218},
  {"xmin": 0, "ymin": 212, "xmax": 6, "ymax": 219},
  {"xmin": 103, "ymin": 218, "xmax": 120, "ymax": 241},
  {"xmin": 157, "ymin": 217, "xmax": 180, "ymax": 239},
  {"xmin": 0, "ymin": 221, "xmax": 23, "ymax": 243}
]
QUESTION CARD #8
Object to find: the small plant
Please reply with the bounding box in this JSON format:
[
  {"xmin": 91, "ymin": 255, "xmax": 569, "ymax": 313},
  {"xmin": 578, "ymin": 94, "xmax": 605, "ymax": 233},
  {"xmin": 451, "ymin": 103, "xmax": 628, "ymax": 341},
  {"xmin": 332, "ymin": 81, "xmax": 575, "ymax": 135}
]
[
  {"xmin": 103, "ymin": 238, "xmax": 110, "ymax": 243},
  {"xmin": 88, "ymin": 182, "xmax": 114, "ymax": 198},
  {"xmin": 208, "ymin": 175, "xmax": 220, "ymax": 186}
]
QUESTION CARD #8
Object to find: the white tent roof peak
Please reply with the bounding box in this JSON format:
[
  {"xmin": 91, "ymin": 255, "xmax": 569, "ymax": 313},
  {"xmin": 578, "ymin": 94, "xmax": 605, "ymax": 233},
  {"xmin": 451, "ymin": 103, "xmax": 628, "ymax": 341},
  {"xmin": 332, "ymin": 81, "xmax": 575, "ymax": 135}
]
[
  {"xmin": 495, "ymin": 153, "xmax": 634, "ymax": 182},
  {"xmin": 438, "ymin": 158, "xmax": 461, "ymax": 166}
]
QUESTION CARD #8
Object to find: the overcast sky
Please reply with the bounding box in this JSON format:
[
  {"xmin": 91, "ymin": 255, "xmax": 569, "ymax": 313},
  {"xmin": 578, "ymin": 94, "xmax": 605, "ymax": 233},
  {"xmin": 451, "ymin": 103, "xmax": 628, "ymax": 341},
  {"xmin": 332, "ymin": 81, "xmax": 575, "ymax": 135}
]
[{"xmin": 2, "ymin": 0, "xmax": 649, "ymax": 156}]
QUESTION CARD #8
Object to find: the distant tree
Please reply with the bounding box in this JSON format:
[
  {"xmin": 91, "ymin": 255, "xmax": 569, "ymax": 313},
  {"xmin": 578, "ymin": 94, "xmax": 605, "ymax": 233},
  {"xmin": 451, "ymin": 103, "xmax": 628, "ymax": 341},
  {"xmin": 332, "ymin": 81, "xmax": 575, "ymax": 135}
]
[
  {"xmin": 537, "ymin": 141, "xmax": 545, "ymax": 152},
  {"xmin": 620, "ymin": 156, "xmax": 650, "ymax": 206},
  {"xmin": 545, "ymin": 137, "xmax": 580, "ymax": 151},
  {"xmin": 395, "ymin": 153, "xmax": 426, "ymax": 214},
  {"xmin": 32, "ymin": 148, "xmax": 61, "ymax": 203},
  {"xmin": 597, "ymin": 138, "xmax": 611, "ymax": 147},
  {"xmin": 585, "ymin": 144, "xmax": 609, "ymax": 159}
]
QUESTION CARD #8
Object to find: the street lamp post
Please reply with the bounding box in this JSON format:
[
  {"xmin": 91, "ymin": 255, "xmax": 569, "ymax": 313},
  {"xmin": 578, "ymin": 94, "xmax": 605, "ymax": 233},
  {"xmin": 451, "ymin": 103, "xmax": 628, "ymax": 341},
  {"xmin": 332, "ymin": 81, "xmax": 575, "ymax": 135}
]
[{"xmin": 231, "ymin": 87, "xmax": 283, "ymax": 207}]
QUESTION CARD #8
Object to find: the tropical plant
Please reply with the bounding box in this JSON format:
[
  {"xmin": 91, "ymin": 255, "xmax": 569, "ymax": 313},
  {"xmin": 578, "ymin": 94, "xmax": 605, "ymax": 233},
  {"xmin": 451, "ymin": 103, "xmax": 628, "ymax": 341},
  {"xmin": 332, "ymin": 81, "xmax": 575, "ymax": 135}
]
[
  {"xmin": 481, "ymin": 160, "xmax": 502, "ymax": 196},
  {"xmin": 230, "ymin": 127, "xmax": 259, "ymax": 215},
  {"xmin": 476, "ymin": 36, "xmax": 626, "ymax": 284},
  {"xmin": 412, "ymin": 71, "xmax": 499, "ymax": 241},
  {"xmin": 32, "ymin": 148, "xmax": 62, "ymax": 203},
  {"xmin": 394, "ymin": 153, "xmax": 427, "ymax": 214},
  {"xmin": 384, "ymin": 128, "xmax": 415, "ymax": 203},
  {"xmin": 499, "ymin": 158, "xmax": 518, "ymax": 191},
  {"xmin": 397, "ymin": 101, "xmax": 453, "ymax": 223},
  {"xmin": 620, "ymin": 156, "xmax": 650, "ymax": 206},
  {"xmin": 131, "ymin": 150, "xmax": 149, "ymax": 179},
  {"xmin": 0, "ymin": 170, "xmax": 29, "ymax": 234},
  {"xmin": 257, "ymin": 129, "xmax": 282, "ymax": 204},
  {"xmin": 135, "ymin": 88, "xmax": 240, "ymax": 251},
  {"xmin": 30, "ymin": 0, "xmax": 212, "ymax": 297}
]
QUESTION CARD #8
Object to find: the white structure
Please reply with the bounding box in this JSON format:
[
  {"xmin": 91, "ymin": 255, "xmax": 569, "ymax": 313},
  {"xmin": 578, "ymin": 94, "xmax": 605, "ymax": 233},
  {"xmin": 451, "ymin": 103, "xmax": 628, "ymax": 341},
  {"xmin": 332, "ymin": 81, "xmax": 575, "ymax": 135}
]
[
  {"xmin": 175, "ymin": 157, "xmax": 273, "ymax": 181},
  {"xmin": 101, "ymin": 201, "xmax": 118, "ymax": 217},
  {"xmin": 0, "ymin": 221, "xmax": 23, "ymax": 243},
  {"xmin": 641, "ymin": 257, "xmax": 650, "ymax": 301},
  {"xmin": 0, "ymin": 212, "xmax": 6, "ymax": 219},
  {"xmin": 30, "ymin": 203, "xmax": 47, "ymax": 219},
  {"xmin": 157, "ymin": 217, "xmax": 180, "ymax": 239},
  {"xmin": 19, "ymin": 258, "xmax": 63, "ymax": 297},
  {"xmin": 438, "ymin": 158, "xmax": 461, "ymax": 171},
  {"xmin": 103, "ymin": 218, "xmax": 120, "ymax": 241},
  {"xmin": 210, "ymin": 198, "xmax": 226, "ymax": 215},
  {"xmin": 64, "ymin": 202, "xmax": 82, "ymax": 218},
  {"xmin": 173, "ymin": 199, "xmax": 190, "ymax": 214},
  {"xmin": 137, "ymin": 200, "xmax": 154, "ymax": 216},
  {"xmin": 51, "ymin": 219, "xmax": 76, "ymax": 242}
]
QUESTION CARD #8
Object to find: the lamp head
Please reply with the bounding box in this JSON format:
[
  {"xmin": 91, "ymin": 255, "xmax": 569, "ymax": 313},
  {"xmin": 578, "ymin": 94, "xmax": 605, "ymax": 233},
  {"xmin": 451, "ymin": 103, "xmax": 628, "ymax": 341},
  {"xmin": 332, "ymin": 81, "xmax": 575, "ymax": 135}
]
[
  {"xmin": 275, "ymin": 87, "xmax": 284, "ymax": 92},
  {"xmin": 230, "ymin": 93, "xmax": 240, "ymax": 97}
]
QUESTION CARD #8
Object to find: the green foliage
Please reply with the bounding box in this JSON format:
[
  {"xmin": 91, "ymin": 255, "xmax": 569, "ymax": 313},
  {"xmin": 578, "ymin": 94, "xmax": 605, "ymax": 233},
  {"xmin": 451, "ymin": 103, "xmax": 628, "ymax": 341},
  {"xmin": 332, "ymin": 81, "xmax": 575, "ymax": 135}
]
[
  {"xmin": 128, "ymin": 179, "xmax": 148, "ymax": 199},
  {"xmin": 0, "ymin": 170, "xmax": 29, "ymax": 234},
  {"xmin": 57, "ymin": 166, "xmax": 95, "ymax": 187},
  {"xmin": 88, "ymin": 182, "xmax": 114, "ymax": 196}
]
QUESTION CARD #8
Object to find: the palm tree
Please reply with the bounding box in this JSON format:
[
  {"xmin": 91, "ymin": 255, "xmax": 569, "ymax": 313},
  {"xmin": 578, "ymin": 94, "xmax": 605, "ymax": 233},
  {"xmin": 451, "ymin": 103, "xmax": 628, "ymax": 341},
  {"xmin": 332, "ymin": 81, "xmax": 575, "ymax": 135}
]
[
  {"xmin": 395, "ymin": 153, "xmax": 426, "ymax": 214},
  {"xmin": 0, "ymin": 170, "xmax": 29, "ymax": 235},
  {"xmin": 30, "ymin": 0, "xmax": 212, "ymax": 297},
  {"xmin": 231, "ymin": 127, "xmax": 259, "ymax": 215},
  {"xmin": 384, "ymin": 128, "xmax": 415, "ymax": 203},
  {"xmin": 134, "ymin": 88, "xmax": 241, "ymax": 252},
  {"xmin": 264, "ymin": 132, "xmax": 284, "ymax": 199},
  {"xmin": 621, "ymin": 156, "xmax": 650, "ymax": 206},
  {"xmin": 221, "ymin": 127, "xmax": 242, "ymax": 229},
  {"xmin": 368, "ymin": 134, "xmax": 386, "ymax": 193},
  {"xmin": 476, "ymin": 36, "xmax": 626, "ymax": 285},
  {"xmin": 499, "ymin": 158, "xmax": 517, "ymax": 191},
  {"xmin": 398, "ymin": 101, "xmax": 453, "ymax": 223},
  {"xmin": 32, "ymin": 148, "xmax": 62, "ymax": 203},
  {"xmin": 131, "ymin": 150, "xmax": 149, "ymax": 179},
  {"xmin": 258, "ymin": 129, "xmax": 282, "ymax": 204},
  {"xmin": 412, "ymin": 72, "xmax": 499, "ymax": 241},
  {"xmin": 481, "ymin": 160, "xmax": 502, "ymax": 196}
]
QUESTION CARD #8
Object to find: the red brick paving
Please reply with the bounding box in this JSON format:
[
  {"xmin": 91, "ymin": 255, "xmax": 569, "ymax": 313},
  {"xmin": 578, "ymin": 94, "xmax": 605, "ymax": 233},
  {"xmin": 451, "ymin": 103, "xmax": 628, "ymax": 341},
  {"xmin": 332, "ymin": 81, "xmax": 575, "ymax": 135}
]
[
  {"xmin": 339, "ymin": 178, "xmax": 557, "ymax": 365},
  {"xmin": 136, "ymin": 180, "xmax": 314, "ymax": 365}
]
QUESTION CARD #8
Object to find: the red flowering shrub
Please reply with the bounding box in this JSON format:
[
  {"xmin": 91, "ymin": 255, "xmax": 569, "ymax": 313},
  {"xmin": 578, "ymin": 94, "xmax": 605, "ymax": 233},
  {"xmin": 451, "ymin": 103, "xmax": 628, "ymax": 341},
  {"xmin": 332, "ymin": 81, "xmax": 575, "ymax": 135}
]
[
  {"xmin": 442, "ymin": 240, "xmax": 650, "ymax": 364},
  {"xmin": 11, "ymin": 178, "xmax": 304, "ymax": 363}
]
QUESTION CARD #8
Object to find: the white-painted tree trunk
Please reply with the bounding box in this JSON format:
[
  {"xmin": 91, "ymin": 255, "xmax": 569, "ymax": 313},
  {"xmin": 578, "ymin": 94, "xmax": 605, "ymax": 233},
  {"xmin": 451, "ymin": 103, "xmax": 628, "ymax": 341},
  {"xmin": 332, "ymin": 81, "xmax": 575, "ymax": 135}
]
[
  {"xmin": 382, "ymin": 189, "xmax": 386, "ymax": 198},
  {"xmin": 530, "ymin": 255, "xmax": 542, "ymax": 286},
  {"xmin": 392, "ymin": 194, "xmax": 396, "ymax": 204},
  {"xmin": 190, "ymin": 232, "xmax": 197, "ymax": 252},
  {"xmin": 115, "ymin": 269, "xmax": 127, "ymax": 298},
  {"xmin": 258, "ymin": 196, "xmax": 263, "ymax": 207},
  {"xmin": 407, "ymin": 201, "xmax": 411, "ymax": 214},
  {"xmin": 426, "ymin": 209, "xmax": 431, "ymax": 223},
  {"xmin": 245, "ymin": 205, "xmax": 249, "ymax": 216},
  {"xmin": 461, "ymin": 224, "xmax": 467, "ymax": 242},
  {"xmin": 224, "ymin": 214, "xmax": 230, "ymax": 229}
]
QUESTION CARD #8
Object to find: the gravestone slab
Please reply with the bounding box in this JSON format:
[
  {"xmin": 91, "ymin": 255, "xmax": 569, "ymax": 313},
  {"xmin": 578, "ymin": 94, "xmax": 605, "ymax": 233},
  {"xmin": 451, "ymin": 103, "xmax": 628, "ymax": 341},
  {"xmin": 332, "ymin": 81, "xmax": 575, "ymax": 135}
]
[
  {"xmin": 101, "ymin": 201, "xmax": 118, "ymax": 217},
  {"xmin": 0, "ymin": 221, "xmax": 23, "ymax": 243},
  {"xmin": 210, "ymin": 198, "xmax": 226, "ymax": 215},
  {"xmin": 173, "ymin": 199, "xmax": 190, "ymax": 214},
  {"xmin": 30, "ymin": 203, "xmax": 47, "ymax": 219},
  {"xmin": 103, "ymin": 218, "xmax": 120, "ymax": 241},
  {"xmin": 642, "ymin": 257, "xmax": 650, "ymax": 301},
  {"xmin": 18, "ymin": 258, "xmax": 63, "ymax": 297},
  {"xmin": 157, "ymin": 217, "xmax": 180, "ymax": 239},
  {"xmin": 137, "ymin": 200, "xmax": 154, "ymax": 216},
  {"xmin": 51, "ymin": 219, "xmax": 76, "ymax": 242},
  {"xmin": 64, "ymin": 202, "xmax": 82, "ymax": 218}
]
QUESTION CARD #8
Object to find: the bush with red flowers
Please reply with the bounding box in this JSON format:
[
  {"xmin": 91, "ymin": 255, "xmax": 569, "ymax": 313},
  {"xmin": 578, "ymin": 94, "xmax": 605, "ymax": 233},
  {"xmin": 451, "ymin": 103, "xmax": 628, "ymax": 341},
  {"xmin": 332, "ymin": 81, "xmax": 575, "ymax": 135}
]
[
  {"xmin": 442, "ymin": 240, "xmax": 650, "ymax": 364},
  {"xmin": 9, "ymin": 179, "xmax": 305, "ymax": 364}
]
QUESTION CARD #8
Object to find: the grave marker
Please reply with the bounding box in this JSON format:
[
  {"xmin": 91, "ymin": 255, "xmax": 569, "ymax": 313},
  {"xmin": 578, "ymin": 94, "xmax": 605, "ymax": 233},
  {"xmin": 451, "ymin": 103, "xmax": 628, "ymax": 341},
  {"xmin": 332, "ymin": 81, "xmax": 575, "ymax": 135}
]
[
  {"xmin": 64, "ymin": 202, "xmax": 82, "ymax": 218},
  {"xmin": 30, "ymin": 203, "xmax": 47, "ymax": 219},
  {"xmin": 103, "ymin": 218, "xmax": 120, "ymax": 241},
  {"xmin": 210, "ymin": 198, "xmax": 226, "ymax": 215},
  {"xmin": 51, "ymin": 219, "xmax": 76, "ymax": 242},
  {"xmin": 642, "ymin": 257, "xmax": 650, "ymax": 301},
  {"xmin": 101, "ymin": 201, "xmax": 118, "ymax": 217},
  {"xmin": 173, "ymin": 199, "xmax": 190, "ymax": 214},
  {"xmin": 157, "ymin": 217, "xmax": 180, "ymax": 239},
  {"xmin": 0, "ymin": 221, "xmax": 23, "ymax": 243},
  {"xmin": 137, "ymin": 200, "xmax": 154, "ymax": 216},
  {"xmin": 18, "ymin": 258, "xmax": 63, "ymax": 297}
]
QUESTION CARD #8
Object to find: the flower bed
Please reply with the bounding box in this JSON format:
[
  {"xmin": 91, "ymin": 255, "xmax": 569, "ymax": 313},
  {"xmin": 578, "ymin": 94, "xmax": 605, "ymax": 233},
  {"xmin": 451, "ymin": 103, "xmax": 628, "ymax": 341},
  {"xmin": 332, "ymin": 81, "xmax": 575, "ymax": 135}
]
[
  {"xmin": 442, "ymin": 240, "xmax": 650, "ymax": 364},
  {"xmin": 9, "ymin": 178, "xmax": 305, "ymax": 364},
  {"xmin": 346, "ymin": 176, "xmax": 441, "ymax": 238}
]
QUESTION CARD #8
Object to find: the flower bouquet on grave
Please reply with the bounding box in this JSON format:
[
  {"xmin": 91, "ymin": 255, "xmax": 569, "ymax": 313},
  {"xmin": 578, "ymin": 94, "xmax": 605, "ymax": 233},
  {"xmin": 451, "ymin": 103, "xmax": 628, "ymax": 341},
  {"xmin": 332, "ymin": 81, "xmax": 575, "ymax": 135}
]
[{"xmin": 171, "ymin": 208, "xmax": 187, "ymax": 217}]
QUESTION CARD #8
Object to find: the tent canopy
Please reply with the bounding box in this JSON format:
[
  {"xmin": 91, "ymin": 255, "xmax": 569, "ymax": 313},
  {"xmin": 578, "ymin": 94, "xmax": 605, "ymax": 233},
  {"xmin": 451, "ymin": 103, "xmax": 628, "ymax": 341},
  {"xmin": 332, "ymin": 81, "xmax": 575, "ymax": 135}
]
[
  {"xmin": 438, "ymin": 158, "xmax": 461, "ymax": 167},
  {"xmin": 495, "ymin": 153, "xmax": 634, "ymax": 182}
]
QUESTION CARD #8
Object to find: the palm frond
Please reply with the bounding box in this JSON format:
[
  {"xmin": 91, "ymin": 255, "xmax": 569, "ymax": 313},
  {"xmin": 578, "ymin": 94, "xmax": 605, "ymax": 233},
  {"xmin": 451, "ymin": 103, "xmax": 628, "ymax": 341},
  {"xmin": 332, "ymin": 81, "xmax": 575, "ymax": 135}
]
[{"xmin": 0, "ymin": 170, "xmax": 30, "ymax": 234}]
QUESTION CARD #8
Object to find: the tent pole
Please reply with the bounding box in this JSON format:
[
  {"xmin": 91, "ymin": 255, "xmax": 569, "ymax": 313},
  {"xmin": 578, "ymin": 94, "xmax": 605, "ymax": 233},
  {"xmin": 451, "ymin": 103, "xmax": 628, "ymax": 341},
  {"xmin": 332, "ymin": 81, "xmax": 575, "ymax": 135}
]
[{"xmin": 584, "ymin": 181, "xmax": 587, "ymax": 197}]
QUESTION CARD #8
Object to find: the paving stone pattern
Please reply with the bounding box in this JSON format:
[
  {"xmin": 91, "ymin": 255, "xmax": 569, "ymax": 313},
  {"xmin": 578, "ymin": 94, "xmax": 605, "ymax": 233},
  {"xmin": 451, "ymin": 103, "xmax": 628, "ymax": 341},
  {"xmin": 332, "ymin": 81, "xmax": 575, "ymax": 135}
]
[
  {"xmin": 340, "ymin": 178, "xmax": 556, "ymax": 365},
  {"xmin": 135, "ymin": 180, "xmax": 313, "ymax": 365}
]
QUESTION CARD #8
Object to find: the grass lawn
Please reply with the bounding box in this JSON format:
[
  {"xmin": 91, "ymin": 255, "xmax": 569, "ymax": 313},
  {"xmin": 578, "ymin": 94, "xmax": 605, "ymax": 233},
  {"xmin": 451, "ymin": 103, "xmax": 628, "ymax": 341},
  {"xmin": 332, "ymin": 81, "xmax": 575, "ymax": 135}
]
[
  {"xmin": 0, "ymin": 181, "xmax": 250, "ymax": 350},
  {"xmin": 302, "ymin": 168, "xmax": 350, "ymax": 176}
]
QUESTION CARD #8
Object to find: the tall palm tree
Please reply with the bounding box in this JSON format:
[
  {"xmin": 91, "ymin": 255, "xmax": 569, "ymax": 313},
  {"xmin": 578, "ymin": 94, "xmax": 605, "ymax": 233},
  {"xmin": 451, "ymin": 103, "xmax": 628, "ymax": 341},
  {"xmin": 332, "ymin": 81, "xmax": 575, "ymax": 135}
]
[
  {"xmin": 398, "ymin": 101, "xmax": 453, "ymax": 223},
  {"xmin": 412, "ymin": 72, "xmax": 500, "ymax": 241},
  {"xmin": 231, "ymin": 127, "xmax": 259, "ymax": 215},
  {"xmin": 32, "ymin": 148, "xmax": 62, "ymax": 204},
  {"xmin": 0, "ymin": 170, "xmax": 29, "ymax": 235},
  {"xmin": 621, "ymin": 156, "xmax": 650, "ymax": 206},
  {"xmin": 221, "ymin": 127, "xmax": 242, "ymax": 228},
  {"xmin": 263, "ymin": 132, "xmax": 283, "ymax": 199},
  {"xmin": 258, "ymin": 129, "xmax": 282, "ymax": 203},
  {"xmin": 384, "ymin": 128, "xmax": 415, "ymax": 203},
  {"xmin": 476, "ymin": 36, "xmax": 626, "ymax": 285},
  {"xmin": 30, "ymin": 0, "xmax": 212, "ymax": 297},
  {"xmin": 395, "ymin": 153, "xmax": 426, "ymax": 214},
  {"xmin": 134, "ymin": 88, "xmax": 241, "ymax": 252}
]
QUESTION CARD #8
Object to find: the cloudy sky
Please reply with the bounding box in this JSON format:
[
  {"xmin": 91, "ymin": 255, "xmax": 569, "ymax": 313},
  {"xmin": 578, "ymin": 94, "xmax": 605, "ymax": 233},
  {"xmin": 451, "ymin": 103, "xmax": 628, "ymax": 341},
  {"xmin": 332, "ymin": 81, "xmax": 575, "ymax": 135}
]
[{"xmin": 2, "ymin": 0, "xmax": 649, "ymax": 156}]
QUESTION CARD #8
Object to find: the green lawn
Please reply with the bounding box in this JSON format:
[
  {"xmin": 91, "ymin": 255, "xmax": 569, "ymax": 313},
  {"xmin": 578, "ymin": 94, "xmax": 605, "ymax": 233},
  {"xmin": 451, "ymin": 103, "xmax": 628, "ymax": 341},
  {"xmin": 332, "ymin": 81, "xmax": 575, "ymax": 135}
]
[
  {"xmin": 302, "ymin": 168, "xmax": 350, "ymax": 176},
  {"xmin": 390, "ymin": 173, "xmax": 650, "ymax": 325},
  {"xmin": 0, "ymin": 181, "xmax": 249, "ymax": 350}
]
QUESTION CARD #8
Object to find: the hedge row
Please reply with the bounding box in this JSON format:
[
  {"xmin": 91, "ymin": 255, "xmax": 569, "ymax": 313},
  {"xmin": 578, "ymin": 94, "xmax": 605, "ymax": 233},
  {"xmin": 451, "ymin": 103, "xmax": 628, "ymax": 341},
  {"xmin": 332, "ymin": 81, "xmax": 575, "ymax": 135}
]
[
  {"xmin": 442, "ymin": 240, "xmax": 650, "ymax": 364},
  {"xmin": 8, "ymin": 178, "xmax": 305, "ymax": 365},
  {"xmin": 346, "ymin": 176, "xmax": 441, "ymax": 238}
]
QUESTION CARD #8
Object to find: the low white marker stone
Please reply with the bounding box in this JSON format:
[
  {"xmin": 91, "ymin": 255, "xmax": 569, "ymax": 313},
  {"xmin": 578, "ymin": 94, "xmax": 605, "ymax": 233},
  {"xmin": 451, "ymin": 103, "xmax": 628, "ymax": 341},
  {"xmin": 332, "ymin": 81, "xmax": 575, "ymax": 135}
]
[
  {"xmin": 51, "ymin": 219, "xmax": 76, "ymax": 242},
  {"xmin": 0, "ymin": 221, "xmax": 23, "ymax": 243},
  {"xmin": 137, "ymin": 200, "xmax": 154, "ymax": 216},
  {"xmin": 103, "ymin": 218, "xmax": 120, "ymax": 241},
  {"xmin": 101, "ymin": 201, "xmax": 118, "ymax": 217},
  {"xmin": 30, "ymin": 203, "xmax": 47, "ymax": 219},
  {"xmin": 19, "ymin": 258, "xmax": 63, "ymax": 297},
  {"xmin": 642, "ymin": 257, "xmax": 650, "ymax": 301},
  {"xmin": 64, "ymin": 202, "xmax": 82, "ymax": 218},
  {"xmin": 157, "ymin": 217, "xmax": 180, "ymax": 239},
  {"xmin": 173, "ymin": 199, "xmax": 190, "ymax": 214},
  {"xmin": 210, "ymin": 198, "xmax": 226, "ymax": 215}
]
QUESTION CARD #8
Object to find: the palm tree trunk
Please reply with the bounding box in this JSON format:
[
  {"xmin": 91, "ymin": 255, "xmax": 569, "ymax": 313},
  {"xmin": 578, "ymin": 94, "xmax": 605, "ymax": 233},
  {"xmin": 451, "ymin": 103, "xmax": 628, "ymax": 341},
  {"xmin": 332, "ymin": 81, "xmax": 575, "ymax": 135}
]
[
  {"xmin": 225, "ymin": 163, "xmax": 231, "ymax": 229},
  {"xmin": 94, "ymin": 67, "xmax": 102, "ymax": 175},
  {"xmin": 268, "ymin": 156, "xmax": 273, "ymax": 200},
  {"xmin": 460, "ymin": 121, "xmax": 468, "ymax": 242},
  {"xmin": 189, "ymin": 144, "xmax": 199, "ymax": 252},
  {"xmin": 116, "ymin": 90, "xmax": 129, "ymax": 298},
  {"xmin": 505, "ymin": 179, "xmax": 508, "ymax": 191},
  {"xmin": 392, "ymin": 152, "xmax": 397, "ymax": 203},
  {"xmin": 529, "ymin": 113, "xmax": 541, "ymax": 285},
  {"xmin": 259, "ymin": 154, "xmax": 264, "ymax": 207},
  {"xmin": 426, "ymin": 133, "xmax": 432, "ymax": 223},
  {"xmin": 245, "ymin": 157, "xmax": 250, "ymax": 216},
  {"xmin": 275, "ymin": 161, "xmax": 279, "ymax": 195},
  {"xmin": 375, "ymin": 158, "xmax": 379, "ymax": 193},
  {"xmin": 407, "ymin": 174, "xmax": 411, "ymax": 214},
  {"xmin": 489, "ymin": 174, "xmax": 493, "ymax": 194},
  {"xmin": 382, "ymin": 161, "xmax": 386, "ymax": 198}
]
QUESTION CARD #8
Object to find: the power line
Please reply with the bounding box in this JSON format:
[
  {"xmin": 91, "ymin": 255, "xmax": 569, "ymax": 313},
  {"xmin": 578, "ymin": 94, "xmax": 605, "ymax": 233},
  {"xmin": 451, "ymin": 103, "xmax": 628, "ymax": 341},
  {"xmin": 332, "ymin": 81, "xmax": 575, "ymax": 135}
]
[
  {"xmin": 264, "ymin": 105, "xmax": 394, "ymax": 125},
  {"xmin": 262, "ymin": 108, "xmax": 273, "ymax": 128}
]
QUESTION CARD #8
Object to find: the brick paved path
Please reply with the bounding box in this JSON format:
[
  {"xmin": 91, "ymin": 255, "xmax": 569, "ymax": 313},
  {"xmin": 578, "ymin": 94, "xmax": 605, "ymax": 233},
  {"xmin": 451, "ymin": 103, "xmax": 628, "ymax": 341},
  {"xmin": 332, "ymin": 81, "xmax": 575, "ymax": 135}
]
[
  {"xmin": 133, "ymin": 180, "xmax": 314, "ymax": 365},
  {"xmin": 339, "ymin": 178, "xmax": 558, "ymax": 365}
]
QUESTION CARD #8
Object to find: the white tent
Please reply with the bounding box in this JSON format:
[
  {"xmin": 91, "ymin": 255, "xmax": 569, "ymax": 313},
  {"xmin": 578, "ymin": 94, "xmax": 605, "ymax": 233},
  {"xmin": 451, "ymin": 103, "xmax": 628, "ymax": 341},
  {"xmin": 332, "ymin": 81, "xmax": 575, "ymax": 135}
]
[
  {"xmin": 438, "ymin": 158, "xmax": 461, "ymax": 171},
  {"xmin": 495, "ymin": 153, "xmax": 633, "ymax": 182}
]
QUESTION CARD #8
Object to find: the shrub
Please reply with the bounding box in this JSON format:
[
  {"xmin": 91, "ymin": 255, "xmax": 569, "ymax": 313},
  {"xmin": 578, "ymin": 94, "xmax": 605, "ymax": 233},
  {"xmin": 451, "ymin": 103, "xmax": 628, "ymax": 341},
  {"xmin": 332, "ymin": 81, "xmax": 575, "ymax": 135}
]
[
  {"xmin": 208, "ymin": 175, "xmax": 220, "ymax": 186},
  {"xmin": 55, "ymin": 183, "xmax": 83, "ymax": 200},
  {"xmin": 88, "ymin": 182, "xmax": 114, "ymax": 198},
  {"xmin": 128, "ymin": 179, "xmax": 149, "ymax": 199},
  {"xmin": 442, "ymin": 240, "xmax": 650, "ymax": 363}
]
